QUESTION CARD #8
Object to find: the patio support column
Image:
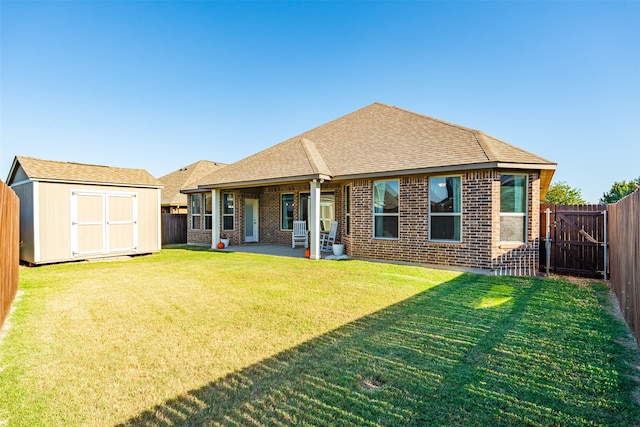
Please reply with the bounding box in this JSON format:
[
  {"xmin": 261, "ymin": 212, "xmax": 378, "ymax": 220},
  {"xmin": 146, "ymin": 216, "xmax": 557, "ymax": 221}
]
[
  {"xmin": 211, "ymin": 189, "xmax": 221, "ymax": 249},
  {"xmin": 309, "ymin": 179, "xmax": 321, "ymax": 259}
]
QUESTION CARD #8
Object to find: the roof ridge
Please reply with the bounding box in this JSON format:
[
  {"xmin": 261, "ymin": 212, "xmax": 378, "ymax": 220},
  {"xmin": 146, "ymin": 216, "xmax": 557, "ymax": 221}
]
[
  {"xmin": 18, "ymin": 155, "xmax": 148, "ymax": 172},
  {"xmin": 380, "ymin": 104, "xmax": 556, "ymax": 164},
  {"xmin": 472, "ymin": 131, "xmax": 496, "ymax": 162},
  {"xmin": 300, "ymin": 138, "xmax": 332, "ymax": 177},
  {"xmin": 382, "ymin": 104, "xmax": 479, "ymax": 134},
  {"xmin": 183, "ymin": 161, "xmax": 213, "ymax": 186},
  {"xmin": 12, "ymin": 155, "xmax": 161, "ymax": 187},
  {"xmin": 379, "ymin": 104, "xmax": 497, "ymax": 158},
  {"xmin": 475, "ymin": 132, "xmax": 556, "ymax": 164}
]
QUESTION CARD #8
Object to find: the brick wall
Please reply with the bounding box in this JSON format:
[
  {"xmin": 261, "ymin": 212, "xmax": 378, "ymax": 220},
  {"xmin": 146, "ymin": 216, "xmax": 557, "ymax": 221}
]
[
  {"xmin": 491, "ymin": 171, "xmax": 541, "ymax": 275},
  {"xmin": 347, "ymin": 169, "xmax": 541, "ymax": 275},
  {"xmin": 187, "ymin": 183, "xmax": 344, "ymax": 247},
  {"xmin": 259, "ymin": 183, "xmax": 345, "ymax": 245},
  {"xmin": 347, "ymin": 171, "xmax": 495, "ymax": 270},
  {"xmin": 186, "ymin": 193, "xmax": 211, "ymax": 246},
  {"xmin": 187, "ymin": 170, "xmax": 542, "ymax": 275}
]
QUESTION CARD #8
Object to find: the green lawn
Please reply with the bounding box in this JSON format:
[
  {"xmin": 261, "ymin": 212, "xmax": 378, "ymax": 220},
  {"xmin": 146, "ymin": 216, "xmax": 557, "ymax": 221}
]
[{"xmin": 1, "ymin": 246, "xmax": 638, "ymax": 426}]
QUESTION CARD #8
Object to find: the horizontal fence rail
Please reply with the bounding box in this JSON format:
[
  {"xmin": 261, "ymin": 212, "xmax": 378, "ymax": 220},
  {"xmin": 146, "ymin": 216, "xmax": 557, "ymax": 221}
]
[
  {"xmin": 0, "ymin": 181, "xmax": 20, "ymax": 329},
  {"xmin": 608, "ymin": 190, "xmax": 640, "ymax": 345},
  {"xmin": 540, "ymin": 204, "xmax": 607, "ymax": 278}
]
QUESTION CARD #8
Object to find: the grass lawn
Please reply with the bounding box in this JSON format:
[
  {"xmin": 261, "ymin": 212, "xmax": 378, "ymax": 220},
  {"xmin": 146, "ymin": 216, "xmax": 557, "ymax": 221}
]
[{"xmin": 1, "ymin": 246, "xmax": 639, "ymax": 426}]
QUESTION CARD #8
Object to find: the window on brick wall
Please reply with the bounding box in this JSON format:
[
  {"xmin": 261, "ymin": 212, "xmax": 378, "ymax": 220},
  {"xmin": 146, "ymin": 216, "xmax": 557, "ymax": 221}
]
[
  {"xmin": 191, "ymin": 194, "xmax": 201, "ymax": 230},
  {"xmin": 429, "ymin": 176, "xmax": 461, "ymax": 241},
  {"xmin": 223, "ymin": 193, "xmax": 235, "ymax": 231},
  {"xmin": 281, "ymin": 193, "xmax": 294, "ymax": 230},
  {"xmin": 373, "ymin": 179, "xmax": 399, "ymax": 239},
  {"xmin": 345, "ymin": 185, "xmax": 351, "ymax": 236},
  {"xmin": 299, "ymin": 192, "xmax": 335, "ymax": 231},
  {"xmin": 204, "ymin": 192, "xmax": 213, "ymax": 230},
  {"xmin": 500, "ymin": 174, "xmax": 527, "ymax": 242}
]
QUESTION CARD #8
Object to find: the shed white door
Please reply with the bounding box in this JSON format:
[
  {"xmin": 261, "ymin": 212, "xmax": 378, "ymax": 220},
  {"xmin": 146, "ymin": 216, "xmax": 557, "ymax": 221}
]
[{"xmin": 71, "ymin": 191, "xmax": 138, "ymax": 257}]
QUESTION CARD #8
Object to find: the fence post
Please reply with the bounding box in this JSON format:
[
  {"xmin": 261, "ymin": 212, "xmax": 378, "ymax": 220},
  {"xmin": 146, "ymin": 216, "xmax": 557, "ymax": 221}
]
[
  {"xmin": 545, "ymin": 207, "xmax": 552, "ymax": 276},
  {"xmin": 602, "ymin": 208, "xmax": 608, "ymax": 280}
]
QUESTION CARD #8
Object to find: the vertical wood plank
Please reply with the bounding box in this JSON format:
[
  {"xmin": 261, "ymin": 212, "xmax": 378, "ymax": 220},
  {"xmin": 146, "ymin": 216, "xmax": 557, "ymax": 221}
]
[
  {"xmin": 609, "ymin": 189, "xmax": 640, "ymax": 345},
  {"xmin": 0, "ymin": 180, "xmax": 20, "ymax": 329}
]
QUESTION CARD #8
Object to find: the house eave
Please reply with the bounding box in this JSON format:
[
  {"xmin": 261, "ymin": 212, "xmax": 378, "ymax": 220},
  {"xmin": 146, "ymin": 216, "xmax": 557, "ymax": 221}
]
[
  {"xmin": 332, "ymin": 162, "xmax": 555, "ymax": 182},
  {"xmin": 495, "ymin": 162, "xmax": 557, "ymax": 170},
  {"xmin": 182, "ymin": 162, "xmax": 556, "ymax": 191},
  {"xmin": 193, "ymin": 174, "xmax": 332, "ymax": 191}
]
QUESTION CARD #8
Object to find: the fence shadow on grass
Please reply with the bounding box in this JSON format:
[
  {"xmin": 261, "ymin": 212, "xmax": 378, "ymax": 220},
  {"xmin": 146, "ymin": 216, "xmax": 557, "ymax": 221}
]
[{"xmin": 118, "ymin": 274, "xmax": 639, "ymax": 426}]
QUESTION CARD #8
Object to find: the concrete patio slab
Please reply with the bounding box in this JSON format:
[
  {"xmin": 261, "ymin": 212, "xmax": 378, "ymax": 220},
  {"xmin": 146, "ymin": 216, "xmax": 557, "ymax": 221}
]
[{"xmin": 220, "ymin": 243, "xmax": 313, "ymax": 259}]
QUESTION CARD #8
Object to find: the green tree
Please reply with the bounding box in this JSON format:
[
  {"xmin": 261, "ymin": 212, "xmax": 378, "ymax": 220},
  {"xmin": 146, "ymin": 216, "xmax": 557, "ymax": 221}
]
[
  {"xmin": 600, "ymin": 177, "xmax": 640, "ymax": 204},
  {"xmin": 543, "ymin": 181, "xmax": 586, "ymax": 205}
]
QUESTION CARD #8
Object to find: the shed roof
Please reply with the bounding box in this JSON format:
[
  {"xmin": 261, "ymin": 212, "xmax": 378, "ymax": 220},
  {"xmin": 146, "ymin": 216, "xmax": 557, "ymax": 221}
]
[
  {"xmin": 193, "ymin": 102, "xmax": 556, "ymax": 191},
  {"xmin": 159, "ymin": 160, "xmax": 227, "ymax": 206},
  {"xmin": 8, "ymin": 156, "xmax": 162, "ymax": 188}
]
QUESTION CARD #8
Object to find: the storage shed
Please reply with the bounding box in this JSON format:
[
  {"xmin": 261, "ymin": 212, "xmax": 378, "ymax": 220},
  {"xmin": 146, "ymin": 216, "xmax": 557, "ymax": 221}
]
[{"xmin": 6, "ymin": 156, "xmax": 163, "ymax": 265}]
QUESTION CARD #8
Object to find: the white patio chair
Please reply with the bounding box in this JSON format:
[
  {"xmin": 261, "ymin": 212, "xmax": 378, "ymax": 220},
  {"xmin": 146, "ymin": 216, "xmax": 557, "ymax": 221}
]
[
  {"xmin": 292, "ymin": 220, "xmax": 308, "ymax": 248},
  {"xmin": 320, "ymin": 221, "xmax": 338, "ymax": 252}
]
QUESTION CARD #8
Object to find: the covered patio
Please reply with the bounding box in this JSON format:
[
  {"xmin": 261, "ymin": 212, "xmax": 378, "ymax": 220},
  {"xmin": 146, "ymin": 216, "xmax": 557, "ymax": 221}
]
[
  {"xmin": 219, "ymin": 243, "xmax": 307, "ymax": 258},
  {"xmin": 207, "ymin": 177, "xmax": 332, "ymax": 260},
  {"xmin": 217, "ymin": 243, "xmax": 346, "ymax": 260}
]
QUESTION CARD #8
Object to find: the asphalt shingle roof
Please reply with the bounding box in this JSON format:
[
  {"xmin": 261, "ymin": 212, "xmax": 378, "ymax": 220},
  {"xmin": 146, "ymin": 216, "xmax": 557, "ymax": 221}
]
[
  {"xmin": 195, "ymin": 102, "xmax": 555, "ymax": 188},
  {"xmin": 13, "ymin": 156, "xmax": 162, "ymax": 187},
  {"xmin": 159, "ymin": 160, "xmax": 227, "ymax": 206}
]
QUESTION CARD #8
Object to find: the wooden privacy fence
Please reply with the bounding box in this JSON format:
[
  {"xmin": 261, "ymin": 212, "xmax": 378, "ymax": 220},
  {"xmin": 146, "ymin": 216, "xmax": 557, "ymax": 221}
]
[
  {"xmin": 608, "ymin": 190, "xmax": 640, "ymax": 345},
  {"xmin": 540, "ymin": 203, "xmax": 607, "ymax": 278},
  {"xmin": 0, "ymin": 180, "xmax": 20, "ymax": 329},
  {"xmin": 162, "ymin": 213, "xmax": 187, "ymax": 245}
]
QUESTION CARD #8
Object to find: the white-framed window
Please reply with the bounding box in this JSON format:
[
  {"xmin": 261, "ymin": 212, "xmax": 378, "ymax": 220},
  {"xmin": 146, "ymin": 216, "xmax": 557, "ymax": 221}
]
[
  {"xmin": 429, "ymin": 176, "xmax": 462, "ymax": 241},
  {"xmin": 223, "ymin": 193, "xmax": 235, "ymax": 231},
  {"xmin": 204, "ymin": 192, "xmax": 213, "ymax": 230},
  {"xmin": 500, "ymin": 174, "xmax": 528, "ymax": 242},
  {"xmin": 281, "ymin": 193, "xmax": 294, "ymax": 230},
  {"xmin": 299, "ymin": 192, "xmax": 335, "ymax": 231},
  {"xmin": 345, "ymin": 185, "xmax": 351, "ymax": 236},
  {"xmin": 373, "ymin": 179, "xmax": 399, "ymax": 239},
  {"xmin": 191, "ymin": 194, "xmax": 201, "ymax": 230}
]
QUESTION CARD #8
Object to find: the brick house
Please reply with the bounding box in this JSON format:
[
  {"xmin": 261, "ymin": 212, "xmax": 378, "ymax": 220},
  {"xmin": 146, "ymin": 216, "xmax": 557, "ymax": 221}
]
[
  {"xmin": 183, "ymin": 103, "xmax": 556, "ymax": 275},
  {"xmin": 159, "ymin": 160, "xmax": 226, "ymax": 214}
]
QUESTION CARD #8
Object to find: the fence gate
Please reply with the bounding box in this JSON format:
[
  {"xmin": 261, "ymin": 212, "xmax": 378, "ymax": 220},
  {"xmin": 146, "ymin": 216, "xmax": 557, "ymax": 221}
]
[{"xmin": 540, "ymin": 204, "xmax": 608, "ymax": 278}]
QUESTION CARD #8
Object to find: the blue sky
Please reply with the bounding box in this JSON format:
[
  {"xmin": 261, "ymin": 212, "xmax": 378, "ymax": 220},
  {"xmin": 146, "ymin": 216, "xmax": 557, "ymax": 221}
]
[{"xmin": 1, "ymin": 1, "xmax": 638, "ymax": 203}]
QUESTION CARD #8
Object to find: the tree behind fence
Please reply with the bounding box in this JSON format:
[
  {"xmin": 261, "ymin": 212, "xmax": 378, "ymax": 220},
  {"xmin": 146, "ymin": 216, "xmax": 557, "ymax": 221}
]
[
  {"xmin": 0, "ymin": 181, "xmax": 20, "ymax": 329},
  {"xmin": 608, "ymin": 189, "xmax": 640, "ymax": 345}
]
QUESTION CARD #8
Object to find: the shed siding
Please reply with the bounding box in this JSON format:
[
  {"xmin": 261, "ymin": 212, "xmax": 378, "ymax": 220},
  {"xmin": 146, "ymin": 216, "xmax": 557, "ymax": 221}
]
[
  {"xmin": 11, "ymin": 165, "xmax": 29, "ymax": 183},
  {"xmin": 34, "ymin": 182, "xmax": 159, "ymax": 264},
  {"xmin": 38, "ymin": 182, "xmax": 72, "ymax": 263},
  {"xmin": 137, "ymin": 187, "xmax": 161, "ymax": 253},
  {"xmin": 11, "ymin": 182, "xmax": 35, "ymax": 264}
]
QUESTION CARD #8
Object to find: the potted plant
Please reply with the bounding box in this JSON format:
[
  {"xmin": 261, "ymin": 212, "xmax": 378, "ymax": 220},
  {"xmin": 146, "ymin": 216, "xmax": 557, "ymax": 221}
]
[
  {"xmin": 332, "ymin": 241, "xmax": 344, "ymax": 256},
  {"xmin": 220, "ymin": 235, "xmax": 230, "ymax": 248}
]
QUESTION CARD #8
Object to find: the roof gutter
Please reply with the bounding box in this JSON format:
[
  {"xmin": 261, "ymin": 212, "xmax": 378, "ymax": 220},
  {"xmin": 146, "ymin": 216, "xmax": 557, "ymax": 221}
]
[
  {"xmin": 334, "ymin": 162, "xmax": 556, "ymax": 181},
  {"xmin": 185, "ymin": 162, "xmax": 556, "ymax": 191},
  {"xmin": 185, "ymin": 173, "xmax": 333, "ymax": 192}
]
